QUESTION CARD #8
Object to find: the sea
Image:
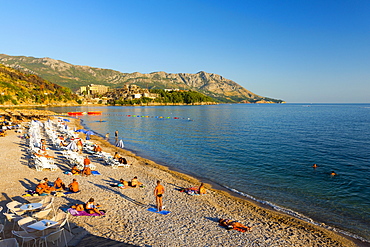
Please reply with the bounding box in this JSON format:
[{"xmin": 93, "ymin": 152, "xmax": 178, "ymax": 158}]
[{"xmin": 45, "ymin": 103, "xmax": 370, "ymax": 242}]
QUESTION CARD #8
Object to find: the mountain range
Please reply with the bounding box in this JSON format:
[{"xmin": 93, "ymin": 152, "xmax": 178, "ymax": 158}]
[{"xmin": 0, "ymin": 54, "xmax": 284, "ymax": 103}]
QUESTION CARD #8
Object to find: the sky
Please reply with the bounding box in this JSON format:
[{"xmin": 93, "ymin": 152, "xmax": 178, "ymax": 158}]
[{"xmin": 1, "ymin": 0, "xmax": 369, "ymax": 103}]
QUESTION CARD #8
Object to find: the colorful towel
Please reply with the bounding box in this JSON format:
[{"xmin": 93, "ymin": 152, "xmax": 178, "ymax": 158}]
[
  {"xmin": 67, "ymin": 208, "xmax": 105, "ymax": 216},
  {"xmin": 92, "ymin": 170, "xmax": 101, "ymax": 175},
  {"xmin": 147, "ymin": 207, "xmax": 171, "ymax": 215}
]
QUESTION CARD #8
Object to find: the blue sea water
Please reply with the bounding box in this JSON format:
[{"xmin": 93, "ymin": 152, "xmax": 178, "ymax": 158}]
[{"xmin": 47, "ymin": 104, "xmax": 370, "ymax": 241}]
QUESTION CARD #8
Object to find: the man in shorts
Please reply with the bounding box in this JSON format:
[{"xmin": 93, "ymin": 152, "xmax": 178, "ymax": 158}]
[{"xmin": 154, "ymin": 180, "xmax": 165, "ymax": 212}]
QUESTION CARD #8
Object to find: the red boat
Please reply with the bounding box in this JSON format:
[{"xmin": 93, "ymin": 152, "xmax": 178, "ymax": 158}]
[
  {"xmin": 67, "ymin": 112, "xmax": 85, "ymax": 116},
  {"xmin": 87, "ymin": 111, "xmax": 102, "ymax": 115}
]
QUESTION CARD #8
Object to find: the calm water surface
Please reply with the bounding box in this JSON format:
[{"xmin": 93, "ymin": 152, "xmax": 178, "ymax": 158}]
[{"xmin": 46, "ymin": 104, "xmax": 370, "ymax": 241}]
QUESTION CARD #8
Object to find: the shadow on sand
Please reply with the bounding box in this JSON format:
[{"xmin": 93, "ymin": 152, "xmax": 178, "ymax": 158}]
[{"xmin": 77, "ymin": 234, "xmax": 140, "ymax": 247}]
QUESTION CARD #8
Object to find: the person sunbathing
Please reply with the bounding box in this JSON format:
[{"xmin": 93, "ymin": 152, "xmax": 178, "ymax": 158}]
[
  {"xmin": 118, "ymin": 179, "xmax": 129, "ymax": 189},
  {"xmin": 198, "ymin": 183, "xmax": 206, "ymax": 195},
  {"xmin": 71, "ymin": 165, "xmax": 81, "ymax": 175},
  {"xmin": 71, "ymin": 204, "xmax": 85, "ymax": 211},
  {"xmin": 85, "ymin": 198, "xmax": 103, "ymax": 216},
  {"xmin": 35, "ymin": 178, "xmax": 56, "ymax": 195},
  {"xmin": 219, "ymin": 219, "xmax": 252, "ymax": 232},
  {"xmin": 119, "ymin": 157, "xmax": 129, "ymax": 165},
  {"xmin": 54, "ymin": 177, "xmax": 66, "ymax": 190},
  {"xmin": 93, "ymin": 145, "xmax": 102, "ymax": 153},
  {"xmin": 113, "ymin": 152, "xmax": 120, "ymax": 160},
  {"xmin": 82, "ymin": 156, "xmax": 92, "ymax": 176},
  {"xmin": 68, "ymin": 178, "xmax": 79, "ymax": 192},
  {"xmin": 130, "ymin": 176, "xmax": 143, "ymax": 187}
]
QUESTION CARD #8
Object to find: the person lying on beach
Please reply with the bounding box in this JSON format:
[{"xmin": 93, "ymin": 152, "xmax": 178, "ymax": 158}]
[
  {"xmin": 71, "ymin": 203, "xmax": 85, "ymax": 211},
  {"xmin": 68, "ymin": 178, "xmax": 79, "ymax": 192},
  {"xmin": 219, "ymin": 218, "xmax": 252, "ymax": 232},
  {"xmin": 71, "ymin": 164, "xmax": 81, "ymax": 175},
  {"xmin": 118, "ymin": 179, "xmax": 129, "ymax": 189},
  {"xmin": 82, "ymin": 156, "xmax": 92, "ymax": 176},
  {"xmin": 85, "ymin": 198, "xmax": 103, "ymax": 216},
  {"xmin": 180, "ymin": 183, "xmax": 206, "ymax": 195},
  {"xmin": 35, "ymin": 150, "xmax": 54, "ymax": 159},
  {"xmin": 119, "ymin": 157, "xmax": 128, "ymax": 164},
  {"xmin": 54, "ymin": 177, "xmax": 66, "ymax": 190},
  {"xmin": 130, "ymin": 176, "xmax": 143, "ymax": 187}
]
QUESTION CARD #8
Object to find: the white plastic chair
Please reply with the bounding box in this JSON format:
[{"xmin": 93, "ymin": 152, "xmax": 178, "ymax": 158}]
[
  {"xmin": 39, "ymin": 228, "xmax": 64, "ymax": 247},
  {"xmin": 50, "ymin": 212, "xmax": 70, "ymax": 232},
  {"xmin": 32, "ymin": 208, "xmax": 52, "ymax": 221},
  {"xmin": 3, "ymin": 213, "xmax": 23, "ymax": 230},
  {"xmin": 6, "ymin": 202, "xmax": 25, "ymax": 216},
  {"xmin": 0, "ymin": 238, "xmax": 19, "ymax": 247},
  {"xmin": 0, "ymin": 223, "xmax": 5, "ymax": 239},
  {"xmin": 17, "ymin": 217, "xmax": 37, "ymax": 233},
  {"xmin": 11, "ymin": 230, "xmax": 38, "ymax": 247}
]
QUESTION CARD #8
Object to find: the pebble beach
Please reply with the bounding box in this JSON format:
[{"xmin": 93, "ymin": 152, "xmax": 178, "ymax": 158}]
[{"xmin": 0, "ymin": 114, "xmax": 360, "ymax": 247}]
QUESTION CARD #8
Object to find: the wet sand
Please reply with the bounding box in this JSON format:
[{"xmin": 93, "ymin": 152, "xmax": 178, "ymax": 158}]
[{"xmin": 0, "ymin": 116, "xmax": 360, "ymax": 246}]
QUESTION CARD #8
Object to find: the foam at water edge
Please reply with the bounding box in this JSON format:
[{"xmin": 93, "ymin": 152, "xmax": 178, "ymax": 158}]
[{"xmin": 224, "ymin": 185, "xmax": 370, "ymax": 243}]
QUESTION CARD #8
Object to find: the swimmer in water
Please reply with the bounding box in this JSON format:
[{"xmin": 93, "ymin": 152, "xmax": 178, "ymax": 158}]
[
  {"xmin": 330, "ymin": 171, "xmax": 337, "ymax": 176},
  {"xmin": 312, "ymin": 164, "xmax": 318, "ymax": 168}
]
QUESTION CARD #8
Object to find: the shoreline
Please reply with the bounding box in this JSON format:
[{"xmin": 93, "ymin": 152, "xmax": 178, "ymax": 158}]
[
  {"xmin": 77, "ymin": 118, "xmax": 365, "ymax": 246},
  {"xmin": 78, "ymin": 117, "xmax": 370, "ymax": 245},
  {"xmin": 0, "ymin": 109, "xmax": 365, "ymax": 246}
]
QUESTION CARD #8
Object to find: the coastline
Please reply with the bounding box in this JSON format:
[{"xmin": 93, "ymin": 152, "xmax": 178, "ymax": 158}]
[
  {"xmin": 76, "ymin": 118, "xmax": 361, "ymax": 246},
  {"xmin": 0, "ymin": 111, "xmax": 363, "ymax": 246}
]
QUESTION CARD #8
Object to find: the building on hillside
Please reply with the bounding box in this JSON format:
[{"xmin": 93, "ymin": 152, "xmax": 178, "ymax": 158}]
[
  {"xmin": 104, "ymin": 84, "xmax": 159, "ymax": 103},
  {"xmin": 79, "ymin": 84, "xmax": 109, "ymax": 96}
]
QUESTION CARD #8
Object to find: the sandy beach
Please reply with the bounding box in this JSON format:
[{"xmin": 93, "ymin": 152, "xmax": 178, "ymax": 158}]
[{"xmin": 0, "ymin": 116, "xmax": 361, "ymax": 247}]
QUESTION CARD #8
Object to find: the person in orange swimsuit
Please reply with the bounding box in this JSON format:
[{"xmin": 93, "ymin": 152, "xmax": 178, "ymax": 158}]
[
  {"xmin": 54, "ymin": 177, "xmax": 66, "ymax": 190},
  {"xmin": 154, "ymin": 180, "xmax": 165, "ymax": 212},
  {"xmin": 68, "ymin": 178, "xmax": 79, "ymax": 192},
  {"xmin": 219, "ymin": 219, "xmax": 252, "ymax": 232}
]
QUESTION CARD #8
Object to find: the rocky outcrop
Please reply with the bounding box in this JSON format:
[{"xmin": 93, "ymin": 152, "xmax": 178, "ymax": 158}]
[{"xmin": 0, "ymin": 54, "xmax": 284, "ymax": 103}]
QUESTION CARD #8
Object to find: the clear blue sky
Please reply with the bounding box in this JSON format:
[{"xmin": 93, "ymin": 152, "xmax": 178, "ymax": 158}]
[{"xmin": 1, "ymin": 0, "xmax": 369, "ymax": 103}]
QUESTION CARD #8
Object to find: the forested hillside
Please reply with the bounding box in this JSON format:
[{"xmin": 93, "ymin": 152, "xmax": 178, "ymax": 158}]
[{"xmin": 0, "ymin": 64, "xmax": 77, "ymax": 105}]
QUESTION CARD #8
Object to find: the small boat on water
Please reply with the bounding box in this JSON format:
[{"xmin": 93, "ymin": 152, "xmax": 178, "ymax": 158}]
[
  {"xmin": 68, "ymin": 112, "xmax": 86, "ymax": 116},
  {"xmin": 87, "ymin": 111, "xmax": 102, "ymax": 115}
]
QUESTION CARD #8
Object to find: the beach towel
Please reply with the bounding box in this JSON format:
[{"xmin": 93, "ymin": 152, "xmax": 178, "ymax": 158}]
[
  {"xmin": 147, "ymin": 207, "xmax": 171, "ymax": 215},
  {"xmin": 67, "ymin": 208, "xmax": 105, "ymax": 216},
  {"xmin": 64, "ymin": 191, "xmax": 80, "ymax": 195},
  {"xmin": 180, "ymin": 187, "xmax": 200, "ymax": 195},
  {"xmin": 92, "ymin": 170, "xmax": 101, "ymax": 175}
]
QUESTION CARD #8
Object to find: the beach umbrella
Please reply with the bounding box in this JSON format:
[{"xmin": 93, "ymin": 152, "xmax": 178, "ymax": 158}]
[
  {"xmin": 85, "ymin": 130, "xmax": 95, "ymax": 140},
  {"xmin": 66, "ymin": 140, "xmax": 78, "ymax": 151},
  {"xmin": 63, "ymin": 119, "xmax": 71, "ymax": 122},
  {"xmin": 116, "ymin": 139, "xmax": 125, "ymax": 149},
  {"xmin": 85, "ymin": 130, "xmax": 95, "ymax": 135},
  {"xmin": 75, "ymin": 129, "xmax": 87, "ymax": 134}
]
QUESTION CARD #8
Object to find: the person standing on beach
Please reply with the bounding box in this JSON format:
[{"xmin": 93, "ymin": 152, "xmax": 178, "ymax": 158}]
[
  {"xmin": 154, "ymin": 180, "xmax": 165, "ymax": 212},
  {"xmin": 105, "ymin": 133, "xmax": 109, "ymax": 140}
]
